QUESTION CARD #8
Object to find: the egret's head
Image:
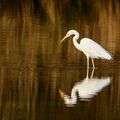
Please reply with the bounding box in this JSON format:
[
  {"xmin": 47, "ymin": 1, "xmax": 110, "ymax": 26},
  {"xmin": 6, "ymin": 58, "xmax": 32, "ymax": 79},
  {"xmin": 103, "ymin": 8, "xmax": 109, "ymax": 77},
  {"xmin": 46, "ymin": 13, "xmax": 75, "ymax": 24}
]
[
  {"xmin": 60, "ymin": 30, "xmax": 79, "ymax": 43},
  {"xmin": 59, "ymin": 89, "xmax": 77, "ymax": 107},
  {"xmin": 59, "ymin": 89, "xmax": 65, "ymax": 100}
]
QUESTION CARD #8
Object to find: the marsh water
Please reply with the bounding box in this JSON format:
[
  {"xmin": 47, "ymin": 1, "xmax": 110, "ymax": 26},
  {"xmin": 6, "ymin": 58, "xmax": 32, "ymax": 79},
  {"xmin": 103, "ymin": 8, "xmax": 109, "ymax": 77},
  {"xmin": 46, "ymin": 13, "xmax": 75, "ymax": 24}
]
[{"xmin": 0, "ymin": 0, "xmax": 120, "ymax": 120}]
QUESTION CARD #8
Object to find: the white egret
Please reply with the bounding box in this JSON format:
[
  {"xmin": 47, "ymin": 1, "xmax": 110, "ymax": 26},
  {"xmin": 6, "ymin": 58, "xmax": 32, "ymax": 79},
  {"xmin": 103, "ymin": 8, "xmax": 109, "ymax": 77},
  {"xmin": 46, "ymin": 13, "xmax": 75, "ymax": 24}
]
[
  {"xmin": 59, "ymin": 76, "xmax": 111, "ymax": 107},
  {"xmin": 60, "ymin": 30, "xmax": 112, "ymax": 77}
]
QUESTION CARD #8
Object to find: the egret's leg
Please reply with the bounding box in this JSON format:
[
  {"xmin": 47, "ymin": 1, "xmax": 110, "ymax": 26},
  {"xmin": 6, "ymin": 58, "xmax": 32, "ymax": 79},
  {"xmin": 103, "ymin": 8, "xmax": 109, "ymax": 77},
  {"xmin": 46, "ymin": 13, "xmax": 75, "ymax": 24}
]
[
  {"xmin": 90, "ymin": 66, "xmax": 95, "ymax": 78},
  {"xmin": 91, "ymin": 58, "xmax": 95, "ymax": 69},
  {"xmin": 86, "ymin": 57, "xmax": 89, "ymax": 78}
]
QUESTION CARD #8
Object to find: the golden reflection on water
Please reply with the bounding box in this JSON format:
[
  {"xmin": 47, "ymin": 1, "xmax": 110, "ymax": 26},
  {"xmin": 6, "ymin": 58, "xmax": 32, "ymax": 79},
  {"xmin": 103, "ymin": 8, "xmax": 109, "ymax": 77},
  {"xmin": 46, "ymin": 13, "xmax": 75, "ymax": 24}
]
[{"xmin": 0, "ymin": 0, "xmax": 120, "ymax": 120}]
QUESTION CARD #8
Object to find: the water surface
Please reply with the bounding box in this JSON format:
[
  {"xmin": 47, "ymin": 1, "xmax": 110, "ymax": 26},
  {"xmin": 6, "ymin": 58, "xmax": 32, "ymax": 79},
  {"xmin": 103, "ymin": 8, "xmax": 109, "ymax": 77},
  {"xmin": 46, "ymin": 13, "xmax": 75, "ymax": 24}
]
[{"xmin": 0, "ymin": 0, "xmax": 120, "ymax": 120}]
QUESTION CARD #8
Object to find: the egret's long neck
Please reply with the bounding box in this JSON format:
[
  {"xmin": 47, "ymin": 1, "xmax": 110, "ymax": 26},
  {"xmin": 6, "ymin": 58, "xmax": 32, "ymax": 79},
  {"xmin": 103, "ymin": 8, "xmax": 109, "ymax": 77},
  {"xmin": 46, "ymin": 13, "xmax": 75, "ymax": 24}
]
[
  {"xmin": 64, "ymin": 88, "xmax": 77, "ymax": 105},
  {"xmin": 73, "ymin": 33, "xmax": 81, "ymax": 50},
  {"xmin": 71, "ymin": 88, "xmax": 77, "ymax": 100}
]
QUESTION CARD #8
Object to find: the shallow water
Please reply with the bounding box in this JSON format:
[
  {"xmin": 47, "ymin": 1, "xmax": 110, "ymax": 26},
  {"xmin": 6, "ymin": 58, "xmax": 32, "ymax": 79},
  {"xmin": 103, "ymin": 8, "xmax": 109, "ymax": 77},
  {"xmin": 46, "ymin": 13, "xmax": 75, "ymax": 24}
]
[{"xmin": 0, "ymin": 0, "xmax": 120, "ymax": 120}]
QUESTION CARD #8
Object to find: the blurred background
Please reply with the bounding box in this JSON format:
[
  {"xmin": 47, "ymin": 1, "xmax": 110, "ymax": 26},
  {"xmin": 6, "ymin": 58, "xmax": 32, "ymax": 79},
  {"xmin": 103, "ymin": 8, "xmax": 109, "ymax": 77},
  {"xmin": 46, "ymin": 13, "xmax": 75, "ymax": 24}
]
[{"xmin": 0, "ymin": 0, "xmax": 120, "ymax": 120}]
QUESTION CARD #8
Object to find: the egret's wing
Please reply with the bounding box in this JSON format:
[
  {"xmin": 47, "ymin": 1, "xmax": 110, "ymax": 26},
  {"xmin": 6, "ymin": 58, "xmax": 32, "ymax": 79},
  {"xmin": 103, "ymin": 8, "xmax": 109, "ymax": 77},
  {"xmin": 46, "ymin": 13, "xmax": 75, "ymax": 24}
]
[
  {"xmin": 76, "ymin": 77, "xmax": 111, "ymax": 99},
  {"xmin": 80, "ymin": 38, "xmax": 112, "ymax": 59}
]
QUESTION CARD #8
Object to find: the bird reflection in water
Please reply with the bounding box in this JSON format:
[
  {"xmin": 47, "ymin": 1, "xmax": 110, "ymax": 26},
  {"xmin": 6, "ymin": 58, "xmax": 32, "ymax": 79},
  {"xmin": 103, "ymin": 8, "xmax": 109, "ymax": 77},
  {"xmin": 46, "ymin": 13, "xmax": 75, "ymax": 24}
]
[{"xmin": 59, "ymin": 68, "xmax": 111, "ymax": 107}]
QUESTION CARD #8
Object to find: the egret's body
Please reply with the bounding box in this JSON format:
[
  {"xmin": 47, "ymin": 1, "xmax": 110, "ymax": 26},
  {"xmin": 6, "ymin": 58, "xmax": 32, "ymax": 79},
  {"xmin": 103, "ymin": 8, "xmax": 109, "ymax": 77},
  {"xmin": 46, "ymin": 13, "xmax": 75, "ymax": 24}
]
[
  {"xmin": 79, "ymin": 38, "xmax": 112, "ymax": 59},
  {"xmin": 60, "ymin": 30, "xmax": 112, "ymax": 77},
  {"xmin": 59, "ymin": 76, "xmax": 111, "ymax": 107}
]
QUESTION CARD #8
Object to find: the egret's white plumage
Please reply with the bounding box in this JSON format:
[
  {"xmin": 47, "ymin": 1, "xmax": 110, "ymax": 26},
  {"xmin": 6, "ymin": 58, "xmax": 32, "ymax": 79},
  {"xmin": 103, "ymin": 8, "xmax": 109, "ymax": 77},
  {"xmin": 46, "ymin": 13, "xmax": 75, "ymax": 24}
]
[
  {"xmin": 60, "ymin": 30, "xmax": 112, "ymax": 75},
  {"xmin": 80, "ymin": 38, "xmax": 112, "ymax": 60},
  {"xmin": 59, "ymin": 77, "xmax": 111, "ymax": 107}
]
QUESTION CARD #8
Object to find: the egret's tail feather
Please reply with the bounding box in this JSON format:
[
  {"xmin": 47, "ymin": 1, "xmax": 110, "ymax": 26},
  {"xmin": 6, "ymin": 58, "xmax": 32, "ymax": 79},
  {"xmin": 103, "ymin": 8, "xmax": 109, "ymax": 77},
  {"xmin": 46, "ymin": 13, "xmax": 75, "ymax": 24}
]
[
  {"xmin": 103, "ymin": 52, "xmax": 113, "ymax": 60},
  {"xmin": 100, "ymin": 49, "xmax": 113, "ymax": 60}
]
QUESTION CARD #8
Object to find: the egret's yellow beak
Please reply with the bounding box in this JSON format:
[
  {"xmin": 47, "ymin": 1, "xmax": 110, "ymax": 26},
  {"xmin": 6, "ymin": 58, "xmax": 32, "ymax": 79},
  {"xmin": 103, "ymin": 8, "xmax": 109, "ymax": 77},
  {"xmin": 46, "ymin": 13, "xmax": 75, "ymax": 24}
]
[
  {"xmin": 60, "ymin": 35, "xmax": 68, "ymax": 44},
  {"xmin": 59, "ymin": 89, "xmax": 65, "ymax": 100}
]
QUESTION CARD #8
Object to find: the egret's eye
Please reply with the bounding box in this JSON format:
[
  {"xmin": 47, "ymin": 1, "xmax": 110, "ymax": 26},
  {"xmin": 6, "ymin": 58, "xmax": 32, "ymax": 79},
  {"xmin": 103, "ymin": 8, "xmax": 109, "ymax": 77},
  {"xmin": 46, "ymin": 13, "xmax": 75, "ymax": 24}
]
[{"xmin": 66, "ymin": 33, "xmax": 70, "ymax": 36}]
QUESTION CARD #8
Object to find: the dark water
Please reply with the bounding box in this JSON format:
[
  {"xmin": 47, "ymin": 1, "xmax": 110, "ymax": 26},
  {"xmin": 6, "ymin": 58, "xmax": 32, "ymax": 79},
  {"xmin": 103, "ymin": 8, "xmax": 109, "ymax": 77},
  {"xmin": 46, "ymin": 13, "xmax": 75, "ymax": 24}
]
[{"xmin": 0, "ymin": 0, "xmax": 120, "ymax": 120}]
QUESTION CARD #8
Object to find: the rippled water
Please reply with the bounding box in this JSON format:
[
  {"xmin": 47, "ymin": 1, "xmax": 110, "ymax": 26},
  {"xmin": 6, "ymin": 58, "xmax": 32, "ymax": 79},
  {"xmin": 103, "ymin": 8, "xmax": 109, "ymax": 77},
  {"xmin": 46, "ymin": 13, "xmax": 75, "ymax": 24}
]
[{"xmin": 0, "ymin": 0, "xmax": 120, "ymax": 120}]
